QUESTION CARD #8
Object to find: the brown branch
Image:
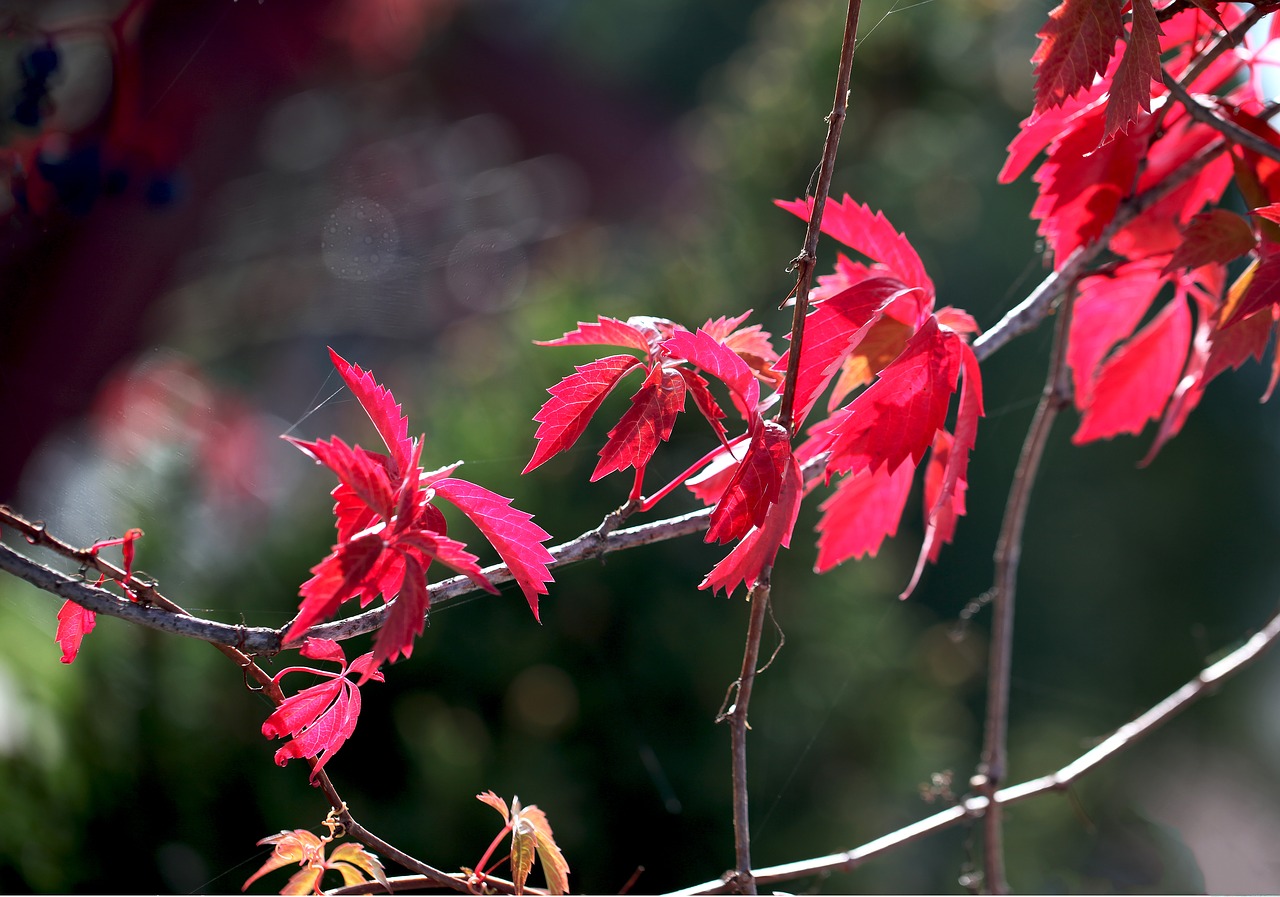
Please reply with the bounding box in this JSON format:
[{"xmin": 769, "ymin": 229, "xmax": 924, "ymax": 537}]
[
  {"xmin": 667, "ymin": 599, "xmax": 1280, "ymax": 895},
  {"xmin": 0, "ymin": 503, "xmax": 717, "ymax": 654},
  {"xmin": 974, "ymin": 286, "xmax": 1075, "ymax": 894},
  {"xmin": 776, "ymin": 0, "xmax": 863, "ymax": 435},
  {"xmin": 1162, "ymin": 68, "xmax": 1280, "ymax": 164},
  {"xmin": 719, "ymin": 571, "xmax": 774, "ymax": 894}
]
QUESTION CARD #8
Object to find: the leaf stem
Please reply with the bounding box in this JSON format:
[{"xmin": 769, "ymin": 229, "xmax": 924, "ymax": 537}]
[{"xmin": 776, "ymin": 0, "xmax": 864, "ymax": 436}]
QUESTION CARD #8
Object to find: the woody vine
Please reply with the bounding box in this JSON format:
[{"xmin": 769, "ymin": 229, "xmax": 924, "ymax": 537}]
[{"xmin": 4, "ymin": 0, "xmax": 1280, "ymax": 893}]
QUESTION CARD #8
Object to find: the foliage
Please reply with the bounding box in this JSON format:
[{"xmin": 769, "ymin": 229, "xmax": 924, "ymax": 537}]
[{"xmin": 4, "ymin": 0, "xmax": 1280, "ymax": 893}]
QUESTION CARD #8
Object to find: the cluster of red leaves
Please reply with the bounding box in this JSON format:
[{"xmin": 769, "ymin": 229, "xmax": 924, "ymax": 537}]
[
  {"xmin": 471, "ymin": 791, "xmax": 570, "ymax": 896},
  {"xmin": 1006, "ymin": 1, "xmax": 1280, "ymax": 453},
  {"xmin": 526, "ymin": 310, "xmax": 807, "ymax": 595},
  {"xmin": 242, "ymin": 826, "xmax": 388, "ymax": 895},
  {"xmin": 54, "ymin": 527, "xmax": 144, "ymax": 663},
  {"xmin": 528, "ymin": 198, "xmax": 983, "ymax": 598},
  {"xmin": 286, "ymin": 349, "xmax": 555, "ymax": 672},
  {"xmin": 775, "ymin": 198, "xmax": 984, "ymax": 597}
]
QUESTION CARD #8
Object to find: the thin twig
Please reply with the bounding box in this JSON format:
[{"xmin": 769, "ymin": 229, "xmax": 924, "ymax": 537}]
[
  {"xmin": 666, "ymin": 599, "xmax": 1280, "ymax": 895},
  {"xmin": 975, "ymin": 287, "xmax": 1076, "ymax": 894},
  {"xmin": 722, "ymin": 572, "xmax": 774, "ymax": 894},
  {"xmin": 776, "ymin": 0, "xmax": 864, "ymax": 436}
]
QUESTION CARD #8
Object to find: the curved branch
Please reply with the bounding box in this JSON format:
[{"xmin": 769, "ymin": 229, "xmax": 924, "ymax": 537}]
[{"xmin": 666, "ymin": 600, "xmax": 1280, "ymax": 895}]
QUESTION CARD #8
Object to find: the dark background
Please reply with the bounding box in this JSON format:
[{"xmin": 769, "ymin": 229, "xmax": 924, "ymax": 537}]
[{"xmin": 2, "ymin": 0, "xmax": 1279, "ymax": 892}]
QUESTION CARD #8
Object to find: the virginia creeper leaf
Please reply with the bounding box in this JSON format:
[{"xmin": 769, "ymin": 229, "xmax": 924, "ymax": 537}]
[
  {"xmin": 328, "ymin": 348, "xmax": 414, "ymax": 479},
  {"xmin": 903, "ymin": 343, "xmax": 984, "ymax": 598},
  {"xmin": 1032, "ymin": 0, "xmax": 1124, "ymax": 113},
  {"xmin": 776, "ymin": 196, "xmax": 933, "ymax": 294},
  {"xmin": 700, "ymin": 451, "xmax": 802, "ymax": 598},
  {"xmin": 1225, "ymin": 247, "xmax": 1280, "ymax": 326},
  {"xmin": 706, "ymin": 422, "xmax": 791, "ymax": 545},
  {"xmin": 533, "ymin": 315, "xmax": 652, "ymax": 352},
  {"xmin": 55, "ymin": 600, "xmax": 96, "ymax": 664},
  {"xmin": 1163, "ymin": 209, "xmax": 1257, "ymax": 274},
  {"xmin": 1074, "ymin": 295, "xmax": 1193, "ymax": 443},
  {"xmin": 524, "ymin": 354, "xmax": 644, "ymax": 474},
  {"xmin": 677, "ymin": 367, "xmax": 729, "ymax": 441},
  {"xmin": 430, "ymin": 478, "xmax": 556, "ymax": 621},
  {"xmin": 813, "ymin": 461, "xmax": 915, "ymax": 572},
  {"xmin": 286, "ymin": 436, "xmax": 396, "ymax": 523},
  {"xmin": 590, "ymin": 365, "xmax": 687, "ymax": 483},
  {"xmin": 827, "ymin": 316, "xmax": 915, "ymax": 411},
  {"xmin": 289, "ymin": 531, "xmax": 385, "ymax": 640},
  {"xmin": 261, "ymin": 639, "xmax": 383, "ymax": 780},
  {"xmin": 1103, "ymin": 0, "xmax": 1163, "ymax": 141},
  {"xmin": 1068, "ymin": 260, "xmax": 1165, "ymax": 405},
  {"xmin": 661, "ymin": 328, "xmax": 760, "ymax": 422},
  {"xmin": 826, "ymin": 317, "xmax": 963, "ymax": 478},
  {"xmin": 775, "ymin": 278, "xmax": 917, "ymax": 428}
]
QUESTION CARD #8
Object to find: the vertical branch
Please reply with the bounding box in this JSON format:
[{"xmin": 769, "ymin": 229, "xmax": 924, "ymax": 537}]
[
  {"xmin": 776, "ymin": 0, "xmax": 864, "ymax": 435},
  {"xmin": 724, "ymin": 571, "xmax": 773, "ymax": 894},
  {"xmin": 976, "ymin": 289, "xmax": 1076, "ymax": 894},
  {"xmin": 724, "ymin": 0, "xmax": 862, "ymax": 887}
]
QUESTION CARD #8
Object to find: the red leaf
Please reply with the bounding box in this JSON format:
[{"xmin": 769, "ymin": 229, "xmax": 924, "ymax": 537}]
[
  {"xmin": 706, "ymin": 422, "xmax": 791, "ymax": 545},
  {"xmin": 1032, "ymin": 0, "xmax": 1124, "ymax": 113},
  {"xmin": 524, "ymin": 355, "xmax": 644, "ymax": 474},
  {"xmin": 902, "ymin": 343, "xmax": 984, "ymax": 598},
  {"xmin": 1074, "ymin": 295, "xmax": 1193, "ymax": 443},
  {"xmin": 776, "ymin": 196, "xmax": 933, "ymax": 295},
  {"xmin": 1226, "ymin": 248, "xmax": 1280, "ymax": 326},
  {"xmin": 813, "ymin": 461, "xmax": 915, "ymax": 572},
  {"xmin": 591, "ymin": 365, "xmax": 687, "ymax": 482},
  {"xmin": 705, "ymin": 312, "xmax": 780, "ymax": 365},
  {"xmin": 700, "ymin": 451, "xmax": 803, "ymax": 598},
  {"xmin": 394, "ymin": 526, "xmax": 495, "ymax": 593},
  {"xmin": 677, "ymin": 368, "xmax": 728, "ymax": 441},
  {"xmin": 328, "ymin": 348, "xmax": 414, "ymax": 479},
  {"xmin": 684, "ymin": 443, "xmax": 746, "ymax": 506},
  {"xmin": 776, "ymin": 278, "xmax": 918, "ymax": 427},
  {"xmin": 1143, "ymin": 275, "xmax": 1269, "ymax": 462},
  {"xmin": 1032, "ymin": 107, "xmax": 1152, "ymax": 261},
  {"xmin": 1163, "ymin": 209, "xmax": 1257, "ymax": 274},
  {"xmin": 288, "ymin": 531, "xmax": 386, "ymax": 641},
  {"xmin": 1254, "ymin": 203, "xmax": 1280, "ymax": 225},
  {"xmin": 826, "ymin": 318, "xmax": 963, "ymax": 478},
  {"xmin": 287, "ymin": 436, "xmax": 397, "ymax": 523},
  {"xmin": 371, "ymin": 554, "xmax": 431, "ymax": 669},
  {"xmin": 1103, "ymin": 0, "xmax": 1163, "ymax": 141},
  {"xmin": 1205, "ymin": 296, "xmax": 1271, "ymax": 383},
  {"xmin": 661, "ymin": 328, "xmax": 760, "ymax": 421},
  {"xmin": 430, "ymin": 478, "xmax": 555, "ymax": 621},
  {"xmin": 533, "ymin": 315, "xmax": 652, "ymax": 352},
  {"xmin": 1067, "ymin": 260, "xmax": 1165, "ymax": 405},
  {"xmin": 55, "ymin": 599, "xmax": 96, "ymax": 664},
  {"xmin": 1000, "ymin": 89, "xmax": 1106, "ymax": 185},
  {"xmin": 262, "ymin": 640, "xmax": 383, "ymax": 780}
]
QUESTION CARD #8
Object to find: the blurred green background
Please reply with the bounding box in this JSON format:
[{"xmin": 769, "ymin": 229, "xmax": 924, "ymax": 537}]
[{"xmin": 2, "ymin": 0, "xmax": 1280, "ymax": 892}]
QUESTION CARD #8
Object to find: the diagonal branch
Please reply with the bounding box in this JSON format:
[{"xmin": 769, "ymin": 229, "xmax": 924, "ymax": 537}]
[
  {"xmin": 666, "ymin": 599, "xmax": 1280, "ymax": 895},
  {"xmin": 1161, "ymin": 68, "xmax": 1280, "ymax": 165}
]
